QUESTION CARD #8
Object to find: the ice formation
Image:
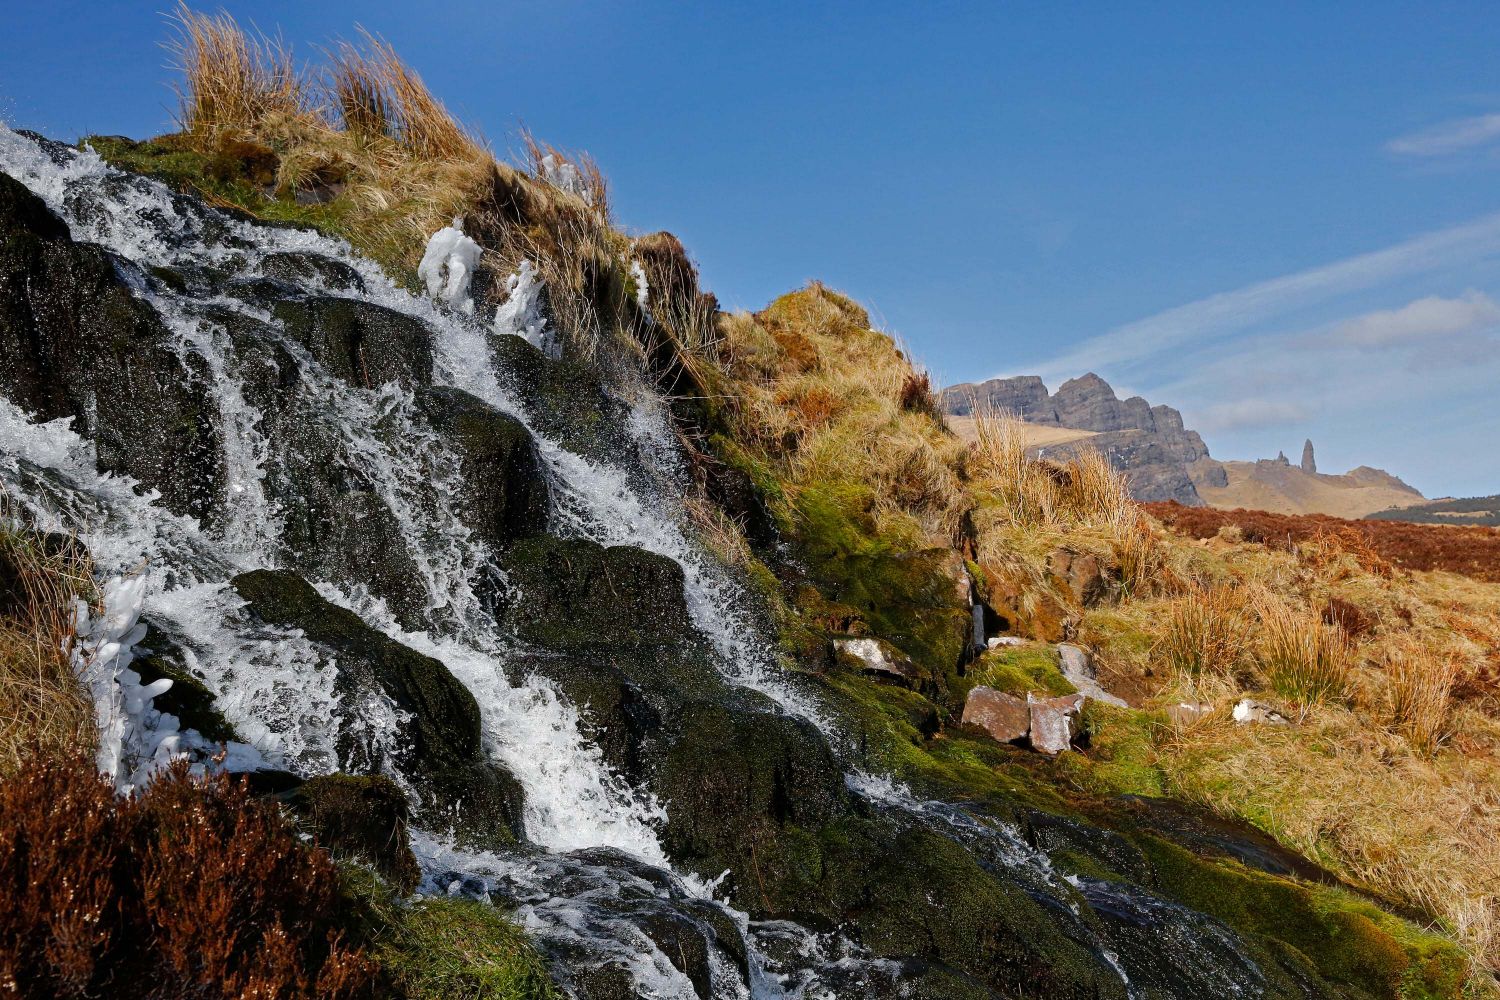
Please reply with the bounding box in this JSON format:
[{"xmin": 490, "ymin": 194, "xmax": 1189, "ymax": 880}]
[
  {"xmin": 71, "ymin": 574, "xmax": 181, "ymax": 792},
  {"xmin": 538, "ymin": 152, "xmax": 584, "ymax": 197},
  {"xmin": 417, "ymin": 218, "xmax": 483, "ymax": 314},
  {"xmin": 630, "ymin": 258, "xmax": 650, "ymax": 312},
  {"xmin": 492, "ymin": 259, "xmax": 556, "ymax": 356}
]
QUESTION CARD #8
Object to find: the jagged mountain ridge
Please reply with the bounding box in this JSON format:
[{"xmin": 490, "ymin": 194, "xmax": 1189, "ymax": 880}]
[
  {"xmin": 942, "ymin": 373, "xmax": 1217, "ymax": 504},
  {"xmin": 941, "ymin": 373, "xmax": 1424, "ymax": 516}
]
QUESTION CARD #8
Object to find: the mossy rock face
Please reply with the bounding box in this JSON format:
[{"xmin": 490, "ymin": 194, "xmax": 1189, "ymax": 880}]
[
  {"xmin": 286, "ymin": 773, "xmax": 420, "ymax": 894},
  {"xmin": 0, "ymin": 171, "xmax": 225, "ymax": 524},
  {"xmin": 415, "ymin": 386, "xmax": 550, "ymax": 553},
  {"xmin": 131, "ymin": 621, "xmax": 238, "ymax": 745},
  {"xmin": 653, "ymin": 701, "xmax": 847, "ymax": 909},
  {"xmin": 271, "ymin": 295, "xmax": 433, "ymax": 391},
  {"xmin": 230, "ymin": 569, "xmax": 522, "ymax": 849},
  {"xmin": 851, "ymin": 826, "xmax": 1125, "ymax": 998},
  {"xmin": 963, "ymin": 643, "xmax": 1075, "ymax": 700},
  {"xmin": 1129, "ymin": 834, "xmax": 1471, "ymax": 1000}
]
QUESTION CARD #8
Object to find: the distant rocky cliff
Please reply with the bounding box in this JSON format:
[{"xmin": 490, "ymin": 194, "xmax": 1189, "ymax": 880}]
[{"xmin": 942, "ymin": 373, "xmax": 1222, "ymax": 505}]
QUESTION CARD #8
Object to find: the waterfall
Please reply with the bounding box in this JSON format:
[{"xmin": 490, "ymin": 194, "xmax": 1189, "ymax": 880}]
[{"xmin": 0, "ymin": 124, "xmax": 1286, "ymax": 999}]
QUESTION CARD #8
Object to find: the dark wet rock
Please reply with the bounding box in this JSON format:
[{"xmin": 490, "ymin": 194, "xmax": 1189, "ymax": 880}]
[
  {"xmin": 259, "ymin": 250, "xmax": 365, "ymax": 293},
  {"xmin": 0, "ymin": 171, "xmax": 225, "ymax": 522},
  {"xmin": 284, "ymin": 772, "xmax": 420, "ymax": 894},
  {"xmin": 271, "ymin": 295, "xmax": 433, "ymax": 390},
  {"xmin": 655, "ymin": 700, "xmax": 847, "ymax": 907},
  {"xmin": 230, "ymin": 569, "xmax": 523, "ymax": 848},
  {"xmin": 489, "ymin": 333, "xmax": 636, "ymax": 463},
  {"xmin": 414, "ymin": 386, "xmax": 549, "ymax": 550},
  {"xmin": 499, "ymin": 535, "xmax": 723, "ymax": 702},
  {"xmin": 512, "ymin": 653, "xmax": 662, "ymax": 785}
]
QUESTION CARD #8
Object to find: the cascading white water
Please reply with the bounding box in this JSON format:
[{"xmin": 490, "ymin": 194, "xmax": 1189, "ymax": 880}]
[{"xmin": 0, "ymin": 125, "xmax": 728, "ymax": 997}]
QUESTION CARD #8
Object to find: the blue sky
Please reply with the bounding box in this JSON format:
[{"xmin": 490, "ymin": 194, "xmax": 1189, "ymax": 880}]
[{"xmin": 3, "ymin": 2, "xmax": 1499, "ymax": 496}]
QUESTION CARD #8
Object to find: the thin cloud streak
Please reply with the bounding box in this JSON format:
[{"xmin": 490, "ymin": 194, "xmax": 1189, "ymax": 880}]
[
  {"xmin": 1025, "ymin": 210, "xmax": 1500, "ymax": 383},
  {"xmin": 1387, "ymin": 113, "xmax": 1500, "ymax": 156}
]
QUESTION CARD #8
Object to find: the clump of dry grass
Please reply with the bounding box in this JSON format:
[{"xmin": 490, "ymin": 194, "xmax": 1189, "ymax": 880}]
[
  {"xmin": 965, "ymin": 408, "xmax": 1137, "ymax": 533},
  {"xmin": 1252, "ymin": 595, "xmax": 1353, "ymax": 707},
  {"xmin": 1155, "ymin": 585, "xmax": 1245, "ymax": 681},
  {"xmin": 326, "ymin": 32, "xmax": 480, "ymax": 161},
  {"xmin": 167, "ymin": 4, "xmax": 306, "ymax": 142},
  {"xmin": 0, "ymin": 527, "xmax": 95, "ymax": 780},
  {"xmin": 1380, "ymin": 639, "xmax": 1460, "ymax": 755}
]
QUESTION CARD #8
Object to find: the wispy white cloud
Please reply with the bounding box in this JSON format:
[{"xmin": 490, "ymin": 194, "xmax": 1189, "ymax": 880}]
[
  {"xmin": 1026, "ymin": 211, "xmax": 1500, "ymax": 384},
  {"xmin": 1196, "ymin": 398, "xmax": 1309, "ymax": 432},
  {"xmin": 1323, "ymin": 290, "xmax": 1500, "ymax": 348},
  {"xmin": 1387, "ymin": 113, "xmax": 1500, "ymax": 157}
]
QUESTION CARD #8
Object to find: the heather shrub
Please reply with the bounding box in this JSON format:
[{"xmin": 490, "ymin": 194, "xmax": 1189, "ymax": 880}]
[{"xmin": 0, "ymin": 754, "xmax": 376, "ymax": 999}]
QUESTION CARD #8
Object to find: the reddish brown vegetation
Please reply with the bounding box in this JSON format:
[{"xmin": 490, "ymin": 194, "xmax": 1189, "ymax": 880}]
[
  {"xmin": 1146, "ymin": 502, "xmax": 1500, "ymax": 584},
  {"xmin": 0, "ymin": 755, "xmax": 376, "ymax": 999}
]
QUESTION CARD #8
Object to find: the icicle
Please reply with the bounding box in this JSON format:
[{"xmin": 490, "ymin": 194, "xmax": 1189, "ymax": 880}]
[
  {"xmin": 630, "ymin": 258, "xmax": 650, "ymax": 312},
  {"xmin": 71, "ymin": 574, "xmax": 183, "ymax": 792}
]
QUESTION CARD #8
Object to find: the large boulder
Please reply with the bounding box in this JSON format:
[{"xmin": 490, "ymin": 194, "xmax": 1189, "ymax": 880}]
[
  {"xmin": 230, "ymin": 569, "xmax": 523, "ymax": 848},
  {"xmin": 414, "ymin": 386, "xmax": 549, "ymax": 550}
]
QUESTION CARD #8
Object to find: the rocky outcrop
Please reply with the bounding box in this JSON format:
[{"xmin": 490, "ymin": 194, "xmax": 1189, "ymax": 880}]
[
  {"xmin": 1301, "ymin": 439, "xmax": 1316, "ymax": 474},
  {"xmin": 940, "ymin": 372, "xmax": 1217, "ymax": 504}
]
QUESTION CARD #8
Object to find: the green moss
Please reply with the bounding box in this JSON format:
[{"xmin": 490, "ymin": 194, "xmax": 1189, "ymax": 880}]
[
  {"xmin": 1061, "ymin": 703, "xmax": 1168, "ymax": 798},
  {"xmin": 82, "ymin": 134, "xmax": 413, "ymax": 282},
  {"xmin": 1135, "ymin": 835, "xmax": 1471, "ymax": 1000},
  {"xmin": 965, "ymin": 644, "xmax": 1075, "ymax": 699},
  {"xmin": 342, "ymin": 867, "xmax": 558, "ymax": 1000}
]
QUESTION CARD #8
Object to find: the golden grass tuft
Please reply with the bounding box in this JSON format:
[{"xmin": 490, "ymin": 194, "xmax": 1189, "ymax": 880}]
[
  {"xmin": 1380, "ymin": 639, "xmax": 1460, "ymax": 755},
  {"xmin": 0, "ymin": 527, "xmax": 96, "ymax": 780},
  {"xmin": 167, "ymin": 4, "xmax": 306, "ymax": 141},
  {"xmin": 1155, "ymin": 585, "xmax": 1245, "ymax": 681},
  {"xmin": 1252, "ymin": 595, "xmax": 1353, "ymax": 707},
  {"xmin": 326, "ymin": 32, "xmax": 481, "ymax": 161}
]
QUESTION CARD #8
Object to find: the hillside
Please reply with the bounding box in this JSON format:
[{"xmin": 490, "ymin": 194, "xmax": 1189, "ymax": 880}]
[
  {"xmin": 1196, "ymin": 459, "xmax": 1425, "ymax": 519},
  {"xmin": 1368, "ymin": 494, "xmax": 1500, "ymax": 527},
  {"xmin": 1, "ymin": 12, "xmax": 1498, "ymax": 1000}
]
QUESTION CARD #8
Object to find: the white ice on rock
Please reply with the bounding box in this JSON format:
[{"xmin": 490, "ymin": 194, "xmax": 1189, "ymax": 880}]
[
  {"xmin": 491, "ymin": 259, "xmax": 556, "ymax": 356},
  {"xmin": 538, "ymin": 152, "xmax": 585, "ymax": 197},
  {"xmin": 71, "ymin": 574, "xmax": 180, "ymax": 792},
  {"xmin": 418, "ymin": 217, "xmax": 483, "ymax": 314}
]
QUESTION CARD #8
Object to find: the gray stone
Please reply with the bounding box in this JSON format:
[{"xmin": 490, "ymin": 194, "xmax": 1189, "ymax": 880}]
[
  {"xmin": 834, "ymin": 637, "xmax": 920, "ymax": 684},
  {"xmin": 1028, "ymin": 692, "xmax": 1086, "ymax": 755},
  {"xmin": 1232, "ymin": 698, "xmax": 1290, "ymax": 725},
  {"xmin": 1301, "ymin": 439, "xmax": 1316, "ymax": 475},
  {"xmin": 1057, "ymin": 643, "xmax": 1128, "ymax": 708}
]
